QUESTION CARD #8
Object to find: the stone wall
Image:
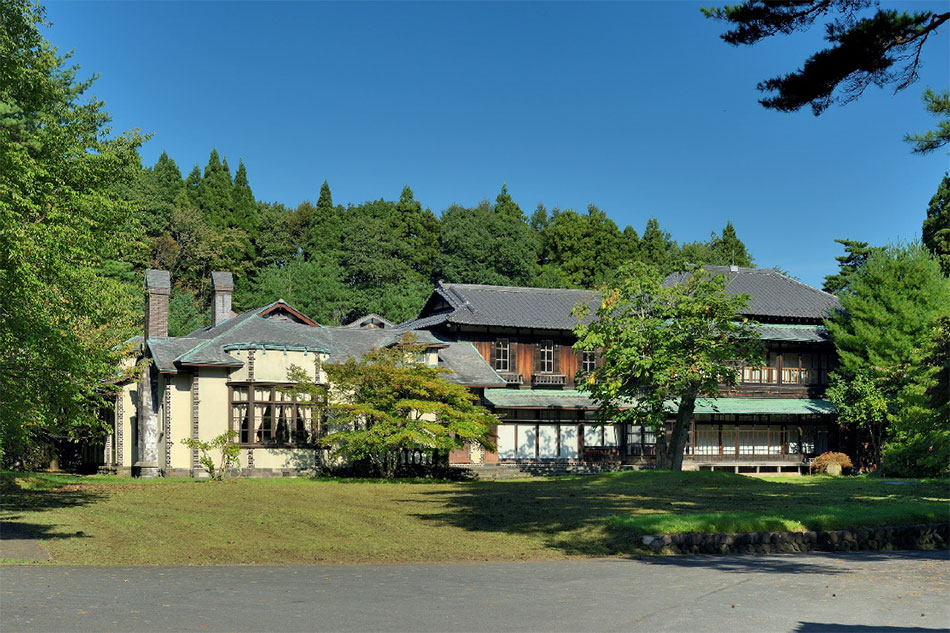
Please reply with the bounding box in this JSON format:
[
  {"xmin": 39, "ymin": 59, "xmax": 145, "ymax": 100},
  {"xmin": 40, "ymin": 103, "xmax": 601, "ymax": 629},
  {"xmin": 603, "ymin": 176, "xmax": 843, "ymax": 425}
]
[{"xmin": 642, "ymin": 523, "xmax": 949, "ymax": 555}]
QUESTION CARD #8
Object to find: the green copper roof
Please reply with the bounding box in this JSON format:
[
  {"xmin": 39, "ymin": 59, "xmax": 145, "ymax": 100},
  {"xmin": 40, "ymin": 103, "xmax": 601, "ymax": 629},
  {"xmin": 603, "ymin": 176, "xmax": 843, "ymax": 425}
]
[
  {"xmin": 483, "ymin": 389, "xmax": 835, "ymax": 416},
  {"xmin": 692, "ymin": 398, "xmax": 834, "ymax": 415}
]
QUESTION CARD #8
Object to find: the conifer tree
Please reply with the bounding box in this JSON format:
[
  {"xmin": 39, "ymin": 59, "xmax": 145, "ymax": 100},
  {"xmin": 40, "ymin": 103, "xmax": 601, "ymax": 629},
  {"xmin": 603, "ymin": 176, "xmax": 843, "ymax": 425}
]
[
  {"xmin": 307, "ymin": 180, "xmax": 343, "ymax": 259},
  {"xmin": 231, "ymin": 159, "xmax": 259, "ymax": 234},
  {"xmin": 392, "ymin": 185, "xmax": 440, "ymax": 280},
  {"xmin": 622, "ymin": 226, "xmax": 640, "ymax": 259},
  {"xmin": 826, "ymin": 242, "xmax": 950, "ymax": 440},
  {"xmin": 198, "ymin": 149, "xmax": 233, "ymax": 228},
  {"xmin": 494, "ymin": 184, "xmax": 524, "ymax": 219},
  {"xmin": 183, "ymin": 165, "xmax": 202, "ymax": 205},
  {"xmin": 639, "ymin": 218, "xmax": 674, "ymax": 273},
  {"xmin": 922, "ymin": 174, "xmax": 950, "ymax": 276},
  {"xmin": 152, "ymin": 150, "xmax": 183, "ymax": 204},
  {"xmin": 716, "ymin": 221, "xmax": 753, "ymax": 267}
]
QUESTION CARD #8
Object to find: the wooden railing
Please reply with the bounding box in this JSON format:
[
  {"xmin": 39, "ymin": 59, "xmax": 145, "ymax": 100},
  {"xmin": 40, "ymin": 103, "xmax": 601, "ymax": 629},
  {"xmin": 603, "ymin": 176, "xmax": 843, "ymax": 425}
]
[
  {"xmin": 499, "ymin": 373, "xmax": 524, "ymax": 385},
  {"xmin": 533, "ymin": 374, "xmax": 567, "ymax": 386},
  {"xmin": 738, "ymin": 366, "xmax": 827, "ymax": 386}
]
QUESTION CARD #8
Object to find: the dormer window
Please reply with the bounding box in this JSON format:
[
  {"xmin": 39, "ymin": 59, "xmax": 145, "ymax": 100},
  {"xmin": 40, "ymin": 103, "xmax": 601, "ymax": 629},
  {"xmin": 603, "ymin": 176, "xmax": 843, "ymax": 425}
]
[{"xmin": 492, "ymin": 338, "xmax": 510, "ymax": 372}]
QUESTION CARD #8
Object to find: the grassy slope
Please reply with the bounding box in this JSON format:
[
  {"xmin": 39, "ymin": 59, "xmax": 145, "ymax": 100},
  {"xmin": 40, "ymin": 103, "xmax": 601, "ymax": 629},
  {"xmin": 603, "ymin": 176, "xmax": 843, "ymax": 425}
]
[{"xmin": 1, "ymin": 471, "xmax": 946, "ymax": 565}]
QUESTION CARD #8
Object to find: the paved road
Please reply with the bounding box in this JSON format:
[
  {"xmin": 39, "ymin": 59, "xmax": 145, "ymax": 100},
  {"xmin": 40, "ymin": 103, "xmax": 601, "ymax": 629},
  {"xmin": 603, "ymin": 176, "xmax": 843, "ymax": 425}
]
[{"xmin": 2, "ymin": 552, "xmax": 948, "ymax": 633}]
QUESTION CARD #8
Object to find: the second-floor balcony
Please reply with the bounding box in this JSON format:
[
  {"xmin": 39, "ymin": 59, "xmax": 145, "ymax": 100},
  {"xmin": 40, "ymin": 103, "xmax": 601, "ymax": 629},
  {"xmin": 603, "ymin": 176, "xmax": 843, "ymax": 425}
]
[
  {"xmin": 499, "ymin": 372, "xmax": 524, "ymax": 385},
  {"xmin": 532, "ymin": 373, "xmax": 567, "ymax": 386},
  {"xmin": 738, "ymin": 366, "xmax": 828, "ymax": 386}
]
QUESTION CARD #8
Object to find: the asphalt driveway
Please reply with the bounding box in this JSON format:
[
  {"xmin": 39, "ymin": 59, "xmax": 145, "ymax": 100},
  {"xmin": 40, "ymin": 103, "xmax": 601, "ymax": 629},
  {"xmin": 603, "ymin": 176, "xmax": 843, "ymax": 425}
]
[{"xmin": 2, "ymin": 551, "xmax": 948, "ymax": 633}]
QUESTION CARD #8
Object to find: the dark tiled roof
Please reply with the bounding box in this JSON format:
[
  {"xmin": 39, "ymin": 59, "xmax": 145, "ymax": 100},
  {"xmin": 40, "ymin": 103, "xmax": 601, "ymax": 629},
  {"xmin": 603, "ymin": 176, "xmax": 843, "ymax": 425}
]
[
  {"xmin": 401, "ymin": 282, "xmax": 600, "ymax": 331},
  {"xmin": 404, "ymin": 269, "xmax": 839, "ymax": 331},
  {"xmin": 177, "ymin": 315, "xmax": 331, "ymax": 366},
  {"xmin": 344, "ymin": 313, "xmax": 395, "ymax": 329},
  {"xmin": 438, "ymin": 342, "xmax": 506, "ymax": 388},
  {"xmin": 148, "ymin": 338, "xmax": 203, "ymax": 372},
  {"xmin": 664, "ymin": 267, "xmax": 840, "ymax": 321},
  {"xmin": 755, "ymin": 324, "xmax": 830, "ymax": 343},
  {"xmin": 153, "ymin": 304, "xmax": 499, "ymax": 387}
]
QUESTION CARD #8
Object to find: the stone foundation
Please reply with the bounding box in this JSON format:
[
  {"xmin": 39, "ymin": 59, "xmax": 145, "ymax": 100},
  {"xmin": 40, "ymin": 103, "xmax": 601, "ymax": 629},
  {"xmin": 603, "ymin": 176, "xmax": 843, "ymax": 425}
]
[{"xmin": 642, "ymin": 523, "xmax": 949, "ymax": 555}]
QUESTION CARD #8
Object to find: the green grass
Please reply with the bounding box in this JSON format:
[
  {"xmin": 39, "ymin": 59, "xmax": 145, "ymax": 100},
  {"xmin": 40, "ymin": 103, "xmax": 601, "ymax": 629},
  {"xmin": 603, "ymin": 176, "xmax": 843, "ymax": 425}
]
[{"xmin": 1, "ymin": 470, "xmax": 946, "ymax": 565}]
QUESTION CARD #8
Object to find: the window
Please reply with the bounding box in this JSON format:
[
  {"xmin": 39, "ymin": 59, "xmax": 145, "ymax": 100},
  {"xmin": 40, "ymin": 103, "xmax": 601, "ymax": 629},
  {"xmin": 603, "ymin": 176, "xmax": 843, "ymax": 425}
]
[
  {"xmin": 231, "ymin": 384, "xmax": 315, "ymax": 446},
  {"xmin": 582, "ymin": 350, "xmax": 597, "ymax": 374},
  {"xmin": 626, "ymin": 424, "xmax": 657, "ymax": 456},
  {"xmin": 493, "ymin": 338, "xmax": 510, "ymax": 372},
  {"xmin": 539, "ymin": 340, "xmax": 555, "ymax": 373}
]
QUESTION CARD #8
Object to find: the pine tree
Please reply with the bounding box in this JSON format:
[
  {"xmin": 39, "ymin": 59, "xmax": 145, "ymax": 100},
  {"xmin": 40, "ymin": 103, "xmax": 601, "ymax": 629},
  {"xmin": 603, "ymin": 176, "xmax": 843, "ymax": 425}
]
[
  {"xmin": 231, "ymin": 159, "xmax": 259, "ymax": 234},
  {"xmin": 826, "ymin": 242, "xmax": 950, "ymax": 439},
  {"xmin": 823, "ymin": 239, "xmax": 876, "ymax": 294},
  {"xmin": 922, "ymin": 174, "xmax": 950, "ymax": 276}
]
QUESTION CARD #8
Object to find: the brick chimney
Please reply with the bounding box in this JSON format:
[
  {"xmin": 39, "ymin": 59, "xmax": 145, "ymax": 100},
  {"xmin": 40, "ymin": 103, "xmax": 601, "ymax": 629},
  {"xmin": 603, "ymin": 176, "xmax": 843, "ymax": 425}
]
[
  {"xmin": 211, "ymin": 271, "xmax": 233, "ymax": 327},
  {"xmin": 144, "ymin": 269, "xmax": 171, "ymax": 340}
]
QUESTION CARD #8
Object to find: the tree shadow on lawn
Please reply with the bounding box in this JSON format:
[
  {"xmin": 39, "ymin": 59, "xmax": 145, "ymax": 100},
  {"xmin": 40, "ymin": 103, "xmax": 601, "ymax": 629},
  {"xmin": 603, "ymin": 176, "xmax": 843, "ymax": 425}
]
[
  {"xmin": 408, "ymin": 471, "xmax": 944, "ymax": 560},
  {"xmin": 1, "ymin": 475, "xmax": 104, "ymax": 542}
]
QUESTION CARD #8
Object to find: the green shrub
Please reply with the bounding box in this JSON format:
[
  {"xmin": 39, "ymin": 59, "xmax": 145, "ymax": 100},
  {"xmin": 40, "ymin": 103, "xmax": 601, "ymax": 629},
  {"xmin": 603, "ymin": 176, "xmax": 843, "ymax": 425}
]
[
  {"xmin": 881, "ymin": 430, "xmax": 950, "ymax": 478},
  {"xmin": 180, "ymin": 431, "xmax": 241, "ymax": 480}
]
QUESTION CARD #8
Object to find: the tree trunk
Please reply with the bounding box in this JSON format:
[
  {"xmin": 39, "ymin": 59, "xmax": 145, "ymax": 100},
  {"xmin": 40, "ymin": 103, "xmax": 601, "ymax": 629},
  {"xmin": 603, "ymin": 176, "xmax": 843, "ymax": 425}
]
[
  {"xmin": 655, "ymin": 393, "xmax": 696, "ymax": 471},
  {"xmin": 669, "ymin": 394, "xmax": 696, "ymax": 471},
  {"xmin": 655, "ymin": 429, "xmax": 671, "ymax": 469}
]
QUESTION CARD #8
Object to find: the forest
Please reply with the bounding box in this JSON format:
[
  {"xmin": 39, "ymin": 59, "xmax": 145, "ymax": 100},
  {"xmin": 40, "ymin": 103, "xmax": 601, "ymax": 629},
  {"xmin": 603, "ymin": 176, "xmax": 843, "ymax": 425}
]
[{"xmin": 120, "ymin": 149, "xmax": 754, "ymax": 333}]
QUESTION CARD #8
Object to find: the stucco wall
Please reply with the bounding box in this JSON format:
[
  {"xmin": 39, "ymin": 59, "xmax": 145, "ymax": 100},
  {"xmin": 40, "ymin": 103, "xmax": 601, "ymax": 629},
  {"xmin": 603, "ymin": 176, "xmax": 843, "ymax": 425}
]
[
  {"xmin": 165, "ymin": 373, "xmax": 194, "ymax": 471},
  {"xmin": 116, "ymin": 381, "xmax": 137, "ymax": 473},
  {"xmin": 228, "ymin": 349, "xmax": 326, "ymax": 383}
]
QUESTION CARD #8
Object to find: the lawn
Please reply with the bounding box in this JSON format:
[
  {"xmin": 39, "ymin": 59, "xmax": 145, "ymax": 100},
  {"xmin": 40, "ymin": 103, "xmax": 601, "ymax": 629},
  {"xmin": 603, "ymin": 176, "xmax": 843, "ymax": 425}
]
[{"xmin": 1, "ymin": 471, "xmax": 946, "ymax": 565}]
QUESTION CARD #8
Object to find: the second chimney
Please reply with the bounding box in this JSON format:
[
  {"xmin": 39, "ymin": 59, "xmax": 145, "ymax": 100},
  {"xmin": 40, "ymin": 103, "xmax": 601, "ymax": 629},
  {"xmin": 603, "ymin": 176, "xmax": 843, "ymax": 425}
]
[
  {"xmin": 144, "ymin": 269, "xmax": 171, "ymax": 340},
  {"xmin": 211, "ymin": 271, "xmax": 233, "ymax": 327}
]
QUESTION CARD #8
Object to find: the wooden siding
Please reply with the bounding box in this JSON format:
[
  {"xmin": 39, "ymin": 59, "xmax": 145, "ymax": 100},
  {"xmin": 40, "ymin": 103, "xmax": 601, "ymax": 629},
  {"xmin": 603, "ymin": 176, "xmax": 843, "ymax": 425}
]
[
  {"xmin": 467, "ymin": 331, "xmax": 833, "ymax": 395},
  {"xmin": 472, "ymin": 337, "xmax": 584, "ymax": 387}
]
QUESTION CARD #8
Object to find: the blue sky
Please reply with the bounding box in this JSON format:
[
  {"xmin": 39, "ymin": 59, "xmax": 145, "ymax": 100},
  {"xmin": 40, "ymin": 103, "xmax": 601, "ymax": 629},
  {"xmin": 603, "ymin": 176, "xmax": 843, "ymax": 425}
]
[{"xmin": 45, "ymin": 1, "xmax": 949, "ymax": 288}]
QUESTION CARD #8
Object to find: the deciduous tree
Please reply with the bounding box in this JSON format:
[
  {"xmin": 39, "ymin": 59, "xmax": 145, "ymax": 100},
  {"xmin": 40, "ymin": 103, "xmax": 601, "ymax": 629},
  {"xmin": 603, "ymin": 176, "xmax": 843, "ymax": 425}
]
[
  {"xmin": 0, "ymin": 0, "xmax": 144, "ymax": 463},
  {"xmin": 573, "ymin": 264, "xmax": 763, "ymax": 470},
  {"xmin": 286, "ymin": 336, "xmax": 497, "ymax": 478}
]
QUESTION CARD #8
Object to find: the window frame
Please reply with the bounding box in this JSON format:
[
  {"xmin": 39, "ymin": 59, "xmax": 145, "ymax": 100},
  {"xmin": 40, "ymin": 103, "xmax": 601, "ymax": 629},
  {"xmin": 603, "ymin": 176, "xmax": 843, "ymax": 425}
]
[
  {"xmin": 581, "ymin": 350, "xmax": 597, "ymax": 374},
  {"xmin": 539, "ymin": 340, "xmax": 555, "ymax": 374},
  {"xmin": 493, "ymin": 338, "xmax": 511, "ymax": 373},
  {"xmin": 229, "ymin": 382, "xmax": 318, "ymax": 448}
]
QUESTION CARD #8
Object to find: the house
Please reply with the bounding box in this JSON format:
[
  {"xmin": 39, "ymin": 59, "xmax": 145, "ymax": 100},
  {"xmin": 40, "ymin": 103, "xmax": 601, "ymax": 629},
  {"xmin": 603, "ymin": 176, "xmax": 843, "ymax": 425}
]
[
  {"xmin": 401, "ymin": 266, "xmax": 841, "ymax": 473},
  {"xmin": 104, "ymin": 265, "xmax": 841, "ymax": 477},
  {"xmin": 106, "ymin": 270, "xmax": 503, "ymax": 477}
]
